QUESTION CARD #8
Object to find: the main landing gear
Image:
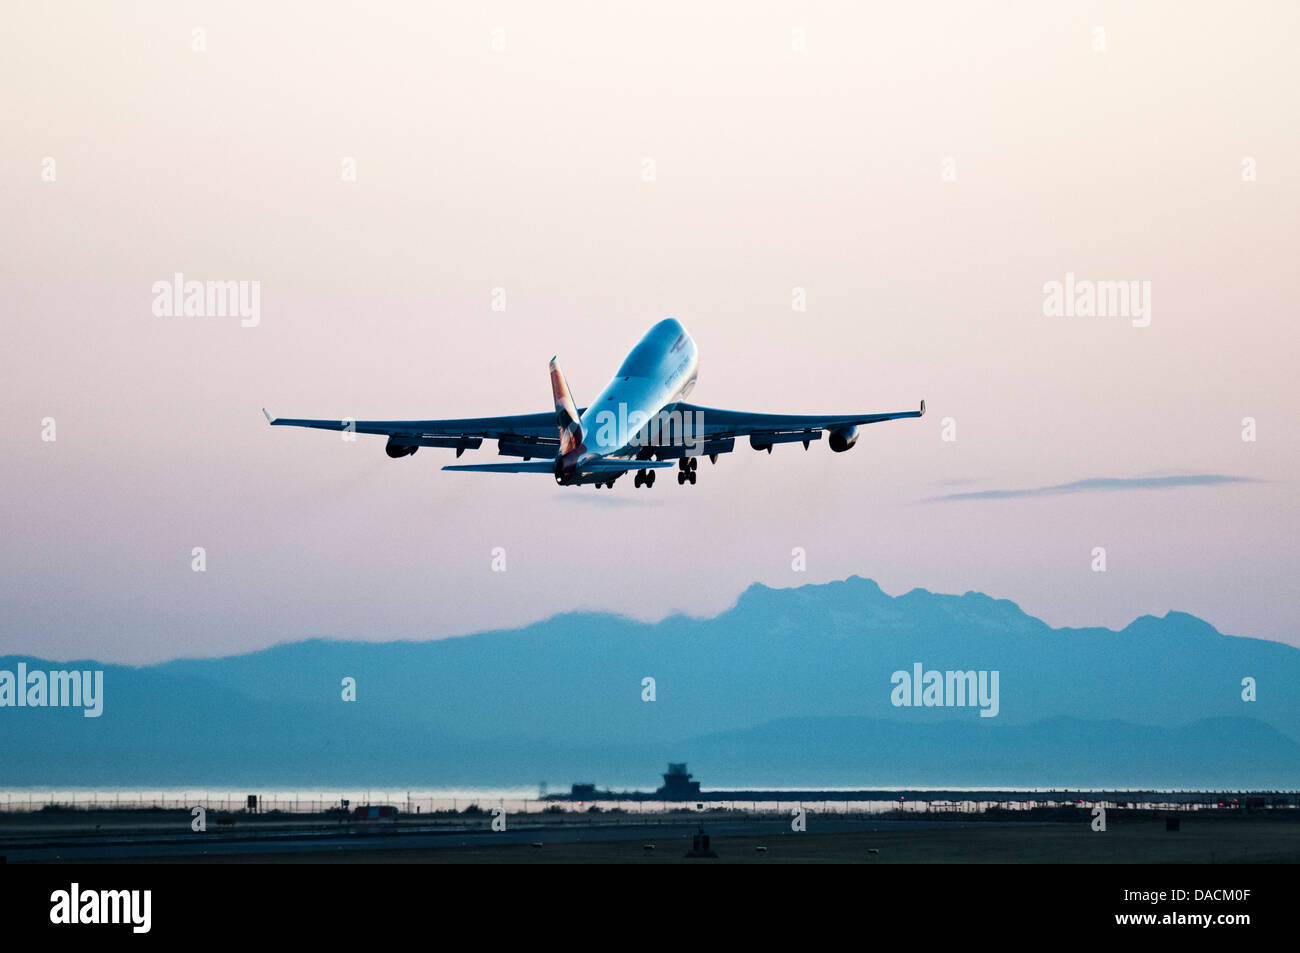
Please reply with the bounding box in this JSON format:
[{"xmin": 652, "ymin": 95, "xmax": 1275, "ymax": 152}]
[{"xmin": 625, "ymin": 459, "xmax": 697, "ymax": 488}]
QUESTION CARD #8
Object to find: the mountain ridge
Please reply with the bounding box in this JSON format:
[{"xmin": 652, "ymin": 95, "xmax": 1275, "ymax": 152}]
[{"xmin": 2, "ymin": 576, "xmax": 1294, "ymax": 787}]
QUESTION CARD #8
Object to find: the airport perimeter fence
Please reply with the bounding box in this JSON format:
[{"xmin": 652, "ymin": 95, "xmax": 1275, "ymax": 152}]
[{"xmin": 2, "ymin": 791, "xmax": 1292, "ymax": 816}]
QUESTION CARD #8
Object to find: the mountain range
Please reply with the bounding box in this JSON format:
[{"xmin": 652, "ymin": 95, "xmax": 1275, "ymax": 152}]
[{"xmin": 3, "ymin": 576, "xmax": 1296, "ymax": 789}]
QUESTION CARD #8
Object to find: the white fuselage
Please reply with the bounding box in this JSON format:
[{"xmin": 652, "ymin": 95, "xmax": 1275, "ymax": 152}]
[{"xmin": 576, "ymin": 318, "xmax": 699, "ymax": 467}]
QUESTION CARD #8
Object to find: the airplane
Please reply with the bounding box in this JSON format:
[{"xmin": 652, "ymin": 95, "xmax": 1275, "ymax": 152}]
[{"xmin": 263, "ymin": 318, "xmax": 924, "ymax": 488}]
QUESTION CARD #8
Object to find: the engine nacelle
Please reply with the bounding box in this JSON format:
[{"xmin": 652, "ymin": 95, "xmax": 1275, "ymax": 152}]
[
  {"xmin": 828, "ymin": 425, "xmax": 859, "ymax": 453},
  {"xmin": 385, "ymin": 438, "xmax": 419, "ymax": 458}
]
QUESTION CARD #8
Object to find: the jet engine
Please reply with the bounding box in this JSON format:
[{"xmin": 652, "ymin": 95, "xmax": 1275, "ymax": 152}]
[
  {"xmin": 828, "ymin": 425, "xmax": 859, "ymax": 453},
  {"xmin": 385, "ymin": 438, "xmax": 419, "ymax": 458}
]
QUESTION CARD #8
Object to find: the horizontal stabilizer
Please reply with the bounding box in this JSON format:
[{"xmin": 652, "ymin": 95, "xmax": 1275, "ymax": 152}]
[
  {"xmin": 442, "ymin": 460, "xmax": 557, "ymax": 473},
  {"xmin": 442, "ymin": 458, "xmax": 676, "ymax": 475},
  {"xmin": 583, "ymin": 459, "xmax": 675, "ymax": 471}
]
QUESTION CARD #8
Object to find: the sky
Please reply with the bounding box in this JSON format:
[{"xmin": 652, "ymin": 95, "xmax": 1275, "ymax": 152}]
[{"xmin": 2, "ymin": 1, "xmax": 1297, "ymax": 664}]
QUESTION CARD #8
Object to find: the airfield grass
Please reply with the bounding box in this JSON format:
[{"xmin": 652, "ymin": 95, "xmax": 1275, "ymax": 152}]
[{"xmin": 130, "ymin": 819, "xmax": 1300, "ymax": 864}]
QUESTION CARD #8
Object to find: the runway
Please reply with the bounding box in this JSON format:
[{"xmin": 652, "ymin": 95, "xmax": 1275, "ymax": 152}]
[{"xmin": 0, "ymin": 814, "xmax": 1040, "ymax": 862}]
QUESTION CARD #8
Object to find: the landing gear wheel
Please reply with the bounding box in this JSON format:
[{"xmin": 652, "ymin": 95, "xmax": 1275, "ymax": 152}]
[
  {"xmin": 687, "ymin": 470, "xmax": 697, "ymax": 485},
  {"xmin": 634, "ymin": 472, "xmax": 644, "ymax": 488},
  {"xmin": 677, "ymin": 471, "xmax": 686, "ymax": 485},
  {"xmin": 646, "ymin": 470, "xmax": 655, "ymax": 487},
  {"xmin": 689, "ymin": 457, "xmax": 698, "ymax": 471}
]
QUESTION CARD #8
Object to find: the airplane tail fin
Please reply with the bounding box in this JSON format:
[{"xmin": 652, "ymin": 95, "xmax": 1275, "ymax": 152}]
[{"xmin": 549, "ymin": 356, "xmax": 584, "ymax": 455}]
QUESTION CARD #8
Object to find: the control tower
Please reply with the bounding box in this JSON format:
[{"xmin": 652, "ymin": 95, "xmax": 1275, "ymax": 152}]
[{"xmin": 657, "ymin": 762, "xmax": 702, "ymax": 799}]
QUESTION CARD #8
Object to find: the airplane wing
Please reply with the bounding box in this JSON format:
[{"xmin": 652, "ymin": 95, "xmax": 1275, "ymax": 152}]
[
  {"xmin": 263, "ymin": 407, "xmax": 575, "ymax": 457},
  {"xmin": 669, "ymin": 400, "xmax": 925, "ymax": 453}
]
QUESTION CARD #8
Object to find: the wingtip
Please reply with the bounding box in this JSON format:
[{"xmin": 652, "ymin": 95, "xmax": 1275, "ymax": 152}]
[
  {"xmin": 262, "ymin": 407, "xmax": 276, "ymax": 424},
  {"xmin": 919, "ymin": 399, "xmax": 926, "ymax": 416}
]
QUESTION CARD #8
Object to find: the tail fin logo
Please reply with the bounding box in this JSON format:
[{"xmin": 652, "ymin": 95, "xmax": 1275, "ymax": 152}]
[{"xmin": 549, "ymin": 357, "xmax": 584, "ymax": 456}]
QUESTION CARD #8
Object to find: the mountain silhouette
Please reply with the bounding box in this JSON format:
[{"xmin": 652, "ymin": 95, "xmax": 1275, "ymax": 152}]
[{"xmin": 2, "ymin": 576, "xmax": 1295, "ymax": 788}]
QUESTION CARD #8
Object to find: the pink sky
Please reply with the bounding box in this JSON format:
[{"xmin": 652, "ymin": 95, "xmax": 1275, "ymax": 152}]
[{"xmin": 2, "ymin": 2, "xmax": 1297, "ymax": 663}]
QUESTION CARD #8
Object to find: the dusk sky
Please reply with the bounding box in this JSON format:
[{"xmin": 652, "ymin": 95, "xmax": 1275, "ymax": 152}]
[{"xmin": 3, "ymin": 2, "xmax": 1297, "ymax": 664}]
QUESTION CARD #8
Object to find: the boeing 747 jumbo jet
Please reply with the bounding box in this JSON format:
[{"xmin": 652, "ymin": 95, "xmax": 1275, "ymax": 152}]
[{"xmin": 264, "ymin": 318, "xmax": 924, "ymax": 488}]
